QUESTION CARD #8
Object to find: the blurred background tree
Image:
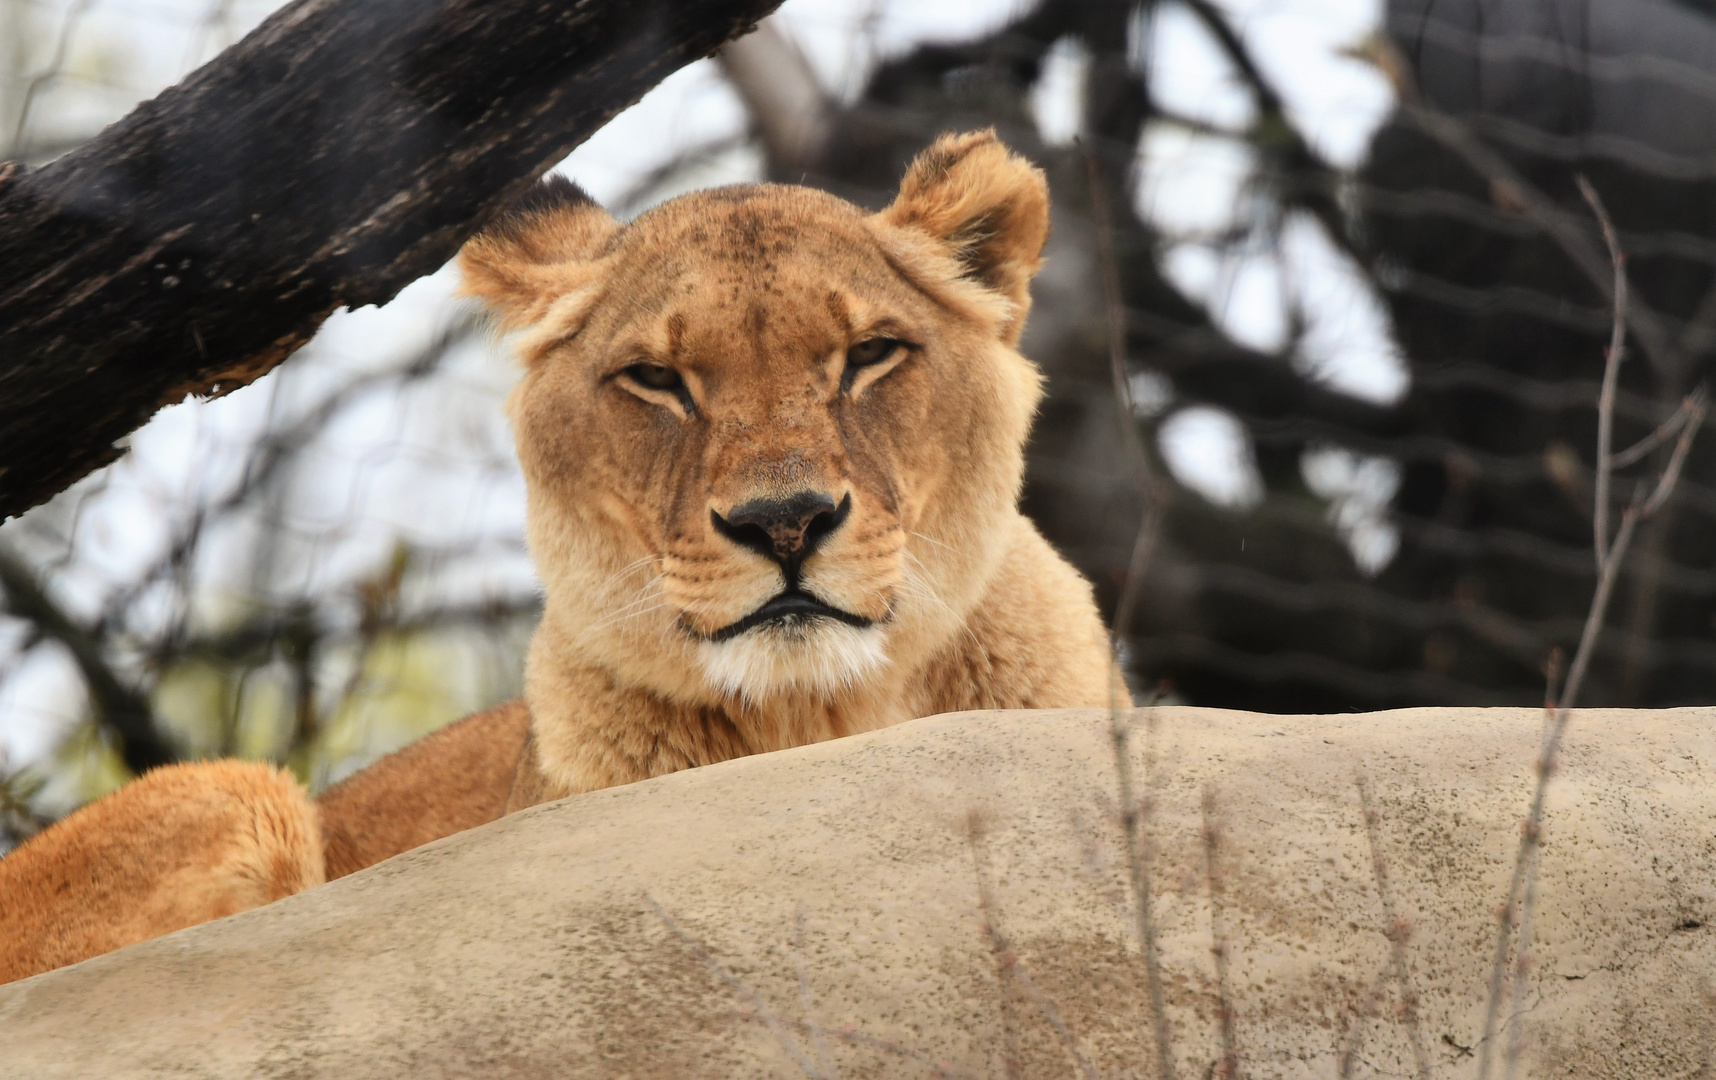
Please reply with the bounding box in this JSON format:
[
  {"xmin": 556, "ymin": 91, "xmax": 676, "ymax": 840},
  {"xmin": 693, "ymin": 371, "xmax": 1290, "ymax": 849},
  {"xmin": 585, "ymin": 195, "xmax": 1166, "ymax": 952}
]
[{"xmin": 4, "ymin": 0, "xmax": 1714, "ymax": 848}]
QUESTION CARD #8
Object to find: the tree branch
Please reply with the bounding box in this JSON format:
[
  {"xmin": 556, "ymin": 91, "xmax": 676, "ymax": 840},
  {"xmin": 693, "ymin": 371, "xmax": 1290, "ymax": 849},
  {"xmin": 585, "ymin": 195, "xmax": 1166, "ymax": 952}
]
[
  {"xmin": 0, "ymin": 542, "xmax": 173, "ymax": 773},
  {"xmin": 0, "ymin": 0, "xmax": 783, "ymax": 520},
  {"xmin": 716, "ymin": 17, "xmax": 831, "ymax": 174}
]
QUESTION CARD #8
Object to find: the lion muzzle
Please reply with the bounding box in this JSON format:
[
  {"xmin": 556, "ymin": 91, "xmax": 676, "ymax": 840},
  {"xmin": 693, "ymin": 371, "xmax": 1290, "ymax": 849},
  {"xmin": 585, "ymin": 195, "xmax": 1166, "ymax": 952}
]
[{"xmin": 707, "ymin": 490, "xmax": 873, "ymax": 642}]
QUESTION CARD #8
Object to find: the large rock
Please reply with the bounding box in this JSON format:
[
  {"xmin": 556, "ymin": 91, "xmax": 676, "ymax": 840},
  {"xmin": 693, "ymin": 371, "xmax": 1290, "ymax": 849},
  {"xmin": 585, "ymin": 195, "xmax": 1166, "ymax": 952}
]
[{"xmin": 2, "ymin": 707, "xmax": 1713, "ymax": 1078}]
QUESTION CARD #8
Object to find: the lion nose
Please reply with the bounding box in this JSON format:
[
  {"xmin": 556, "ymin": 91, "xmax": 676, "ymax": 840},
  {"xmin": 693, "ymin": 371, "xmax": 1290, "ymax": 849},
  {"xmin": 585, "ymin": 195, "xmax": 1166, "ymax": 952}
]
[{"xmin": 712, "ymin": 492, "xmax": 851, "ymax": 579}]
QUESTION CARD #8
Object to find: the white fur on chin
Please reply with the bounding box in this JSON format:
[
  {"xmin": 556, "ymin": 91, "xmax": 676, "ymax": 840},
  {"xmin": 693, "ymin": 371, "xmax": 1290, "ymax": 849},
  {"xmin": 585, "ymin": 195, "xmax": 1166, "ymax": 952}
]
[{"xmin": 696, "ymin": 619, "xmax": 890, "ymax": 703}]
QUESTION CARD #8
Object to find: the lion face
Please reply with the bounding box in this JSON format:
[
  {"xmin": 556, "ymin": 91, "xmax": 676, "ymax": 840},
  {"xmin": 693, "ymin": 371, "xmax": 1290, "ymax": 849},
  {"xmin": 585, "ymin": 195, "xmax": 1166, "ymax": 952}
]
[{"xmin": 461, "ymin": 132, "xmax": 1050, "ymax": 706}]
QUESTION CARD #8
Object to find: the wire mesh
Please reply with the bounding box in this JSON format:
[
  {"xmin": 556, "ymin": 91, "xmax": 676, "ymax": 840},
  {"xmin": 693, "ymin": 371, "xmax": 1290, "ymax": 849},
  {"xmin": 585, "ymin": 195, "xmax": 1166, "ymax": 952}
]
[{"xmin": 4, "ymin": 0, "xmax": 1715, "ymax": 844}]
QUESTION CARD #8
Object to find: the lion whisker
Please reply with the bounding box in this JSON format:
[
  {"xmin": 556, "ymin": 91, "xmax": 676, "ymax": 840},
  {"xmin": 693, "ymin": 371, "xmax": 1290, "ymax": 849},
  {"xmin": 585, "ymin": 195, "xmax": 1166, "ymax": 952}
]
[
  {"xmin": 596, "ymin": 582, "xmax": 667, "ymax": 621},
  {"xmin": 900, "ymin": 552, "xmax": 980, "ymax": 650},
  {"xmin": 575, "ymin": 600, "xmax": 672, "ymax": 643},
  {"xmin": 907, "ymin": 530, "xmax": 962, "ymax": 557},
  {"xmin": 596, "ymin": 555, "xmax": 664, "ymax": 597}
]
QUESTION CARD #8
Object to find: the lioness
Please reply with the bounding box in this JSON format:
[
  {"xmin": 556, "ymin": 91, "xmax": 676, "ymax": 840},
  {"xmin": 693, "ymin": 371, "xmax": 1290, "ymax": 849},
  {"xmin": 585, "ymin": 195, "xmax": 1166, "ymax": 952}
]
[{"xmin": 0, "ymin": 131, "xmax": 1117, "ymax": 984}]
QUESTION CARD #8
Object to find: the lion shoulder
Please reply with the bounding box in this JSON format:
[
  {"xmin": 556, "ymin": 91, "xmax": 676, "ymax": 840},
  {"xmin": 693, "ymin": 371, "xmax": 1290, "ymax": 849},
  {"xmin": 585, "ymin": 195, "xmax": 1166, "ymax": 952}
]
[{"xmin": 920, "ymin": 516, "xmax": 1117, "ymax": 714}]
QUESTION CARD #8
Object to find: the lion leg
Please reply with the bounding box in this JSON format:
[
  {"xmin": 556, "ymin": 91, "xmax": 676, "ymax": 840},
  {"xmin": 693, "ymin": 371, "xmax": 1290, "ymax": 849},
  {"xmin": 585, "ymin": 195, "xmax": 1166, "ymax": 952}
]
[
  {"xmin": 0, "ymin": 760, "xmax": 322, "ymax": 985},
  {"xmin": 316, "ymin": 698, "xmax": 531, "ymax": 880}
]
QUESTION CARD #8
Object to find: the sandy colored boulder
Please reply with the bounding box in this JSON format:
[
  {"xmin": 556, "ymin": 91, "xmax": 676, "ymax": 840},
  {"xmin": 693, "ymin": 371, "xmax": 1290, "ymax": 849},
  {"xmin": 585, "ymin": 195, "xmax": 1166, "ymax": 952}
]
[{"xmin": 2, "ymin": 706, "xmax": 1713, "ymax": 1078}]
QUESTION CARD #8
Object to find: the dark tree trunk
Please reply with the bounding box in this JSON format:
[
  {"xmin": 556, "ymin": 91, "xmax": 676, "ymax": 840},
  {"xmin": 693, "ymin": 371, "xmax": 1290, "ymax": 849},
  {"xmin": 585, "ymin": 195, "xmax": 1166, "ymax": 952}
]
[{"xmin": 0, "ymin": 0, "xmax": 781, "ymax": 520}]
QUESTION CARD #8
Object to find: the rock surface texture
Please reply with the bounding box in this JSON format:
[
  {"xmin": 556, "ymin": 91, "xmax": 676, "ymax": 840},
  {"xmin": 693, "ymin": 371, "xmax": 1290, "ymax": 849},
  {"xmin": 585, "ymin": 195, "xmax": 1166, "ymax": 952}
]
[{"xmin": 2, "ymin": 706, "xmax": 1713, "ymax": 1078}]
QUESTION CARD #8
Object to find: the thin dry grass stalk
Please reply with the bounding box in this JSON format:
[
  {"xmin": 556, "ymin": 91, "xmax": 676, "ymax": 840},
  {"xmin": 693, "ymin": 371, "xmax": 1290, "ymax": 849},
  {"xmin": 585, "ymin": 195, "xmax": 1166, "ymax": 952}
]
[
  {"xmin": 1107, "ymin": 708, "xmax": 1175, "ymax": 1080},
  {"xmin": 750, "ymin": 1014, "xmax": 982, "ymax": 1080},
  {"xmin": 791, "ymin": 905, "xmax": 835, "ymax": 1078},
  {"xmin": 1476, "ymin": 177, "xmax": 1707, "ymax": 1080},
  {"xmin": 967, "ymin": 811, "xmax": 1102, "ymax": 1080},
  {"xmin": 646, "ymin": 893, "xmax": 832, "ymax": 1080},
  {"xmin": 1585, "ymin": 173, "xmax": 1627, "ymax": 568},
  {"xmin": 1337, "ymin": 965, "xmax": 1394, "ymax": 1080},
  {"xmin": 1083, "ymin": 137, "xmax": 1177, "ymax": 1080},
  {"xmin": 1607, "ymin": 391, "xmax": 1705, "ymax": 469},
  {"xmin": 1200, "ymin": 786, "xmax": 1240, "ymax": 1080},
  {"xmin": 1356, "ymin": 772, "xmax": 1431, "ymax": 1080},
  {"xmin": 1081, "ymin": 142, "xmax": 1166, "ymax": 650},
  {"xmin": 1700, "ymin": 977, "xmax": 1716, "ymax": 1080},
  {"xmin": 968, "ymin": 811, "xmax": 1023, "ymax": 1080}
]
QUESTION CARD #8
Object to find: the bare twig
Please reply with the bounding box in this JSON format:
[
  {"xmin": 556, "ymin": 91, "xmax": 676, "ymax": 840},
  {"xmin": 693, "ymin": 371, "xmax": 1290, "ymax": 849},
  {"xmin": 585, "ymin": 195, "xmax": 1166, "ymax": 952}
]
[
  {"xmin": 1105, "ymin": 705, "xmax": 1174, "ymax": 1080},
  {"xmin": 1503, "ymin": 825, "xmax": 1544, "ymax": 1078},
  {"xmin": 1497, "ymin": 650, "xmax": 1565, "ymax": 1075},
  {"xmin": 1478, "ymin": 185, "xmax": 1706, "ymax": 1080},
  {"xmin": 968, "ymin": 811, "xmax": 1100, "ymax": 1080},
  {"xmin": 1699, "ymin": 978, "xmax": 1716, "ymax": 1080},
  {"xmin": 971, "ymin": 821, "xmax": 1022, "ymax": 1078},
  {"xmin": 1084, "ymin": 137, "xmax": 1174, "ymax": 1080},
  {"xmin": 1640, "ymin": 396, "xmax": 1707, "ymax": 518},
  {"xmin": 174, "ymin": 597, "xmax": 538, "ymax": 666},
  {"xmin": 1582, "ymin": 175, "xmax": 1629, "ymax": 566},
  {"xmin": 1337, "ymin": 965, "xmax": 1394, "ymax": 1080},
  {"xmin": 742, "ymin": 1013, "xmax": 981, "ymax": 1080},
  {"xmin": 1480, "ymin": 411, "xmax": 1646, "ymax": 1080},
  {"xmin": 792, "ymin": 905, "xmax": 836, "ymax": 1079},
  {"xmin": 1172, "ymin": 0, "xmax": 1366, "ymax": 270},
  {"xmin": 1356, "ymin": 773, "xmax": 1431, "ymax": 1080},
  {"xmin": 1176, "ymin": 0, "xmax": 1286, "ymax": 118},
  {"xmin": 646, "ymin": 893, "xmax": 829, "ymax": 1079},
  {"xmin": 1201, "ymin": 787, "xmax": 1240, "ymax": 1080},
  {"xmin": 0, "ymin": 541, "xmax": 174, "ymax": 774},
  {"xmin": 282, "ymin": 607, "xmax": 320, "ymax": 779},
  {"xmin": 1609, "ymin": 389, "xmax": 1705, "ymax": 469},
  {"xmin": 100, "ymin": 316, "xmax": 474, "ymax": 629},
  {"xmin": 1541, "ymin": 648, "xmax": 1565, "ymax": 711},
  {"xmin": 1564, "ymin": 496, "xmax": 1640, "ymax": 708},
  {"xmin": 1082, "ymin": 143, "xmax": 1166, "ymax": 650}
]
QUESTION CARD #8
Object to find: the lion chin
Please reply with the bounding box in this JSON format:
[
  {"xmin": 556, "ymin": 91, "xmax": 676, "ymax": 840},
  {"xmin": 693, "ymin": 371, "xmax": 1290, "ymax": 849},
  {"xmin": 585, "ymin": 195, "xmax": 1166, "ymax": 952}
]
[
  {"xmin": 696, "ymin": 618, "xmax": 891, "ymax": 703},
  {"xmin": 464, "ymin": 124, "xmax": 1125, "ymax": 795},
  {"xmin": 0, "ymin": 131, "xmax": 1131, "ymax": 990}
]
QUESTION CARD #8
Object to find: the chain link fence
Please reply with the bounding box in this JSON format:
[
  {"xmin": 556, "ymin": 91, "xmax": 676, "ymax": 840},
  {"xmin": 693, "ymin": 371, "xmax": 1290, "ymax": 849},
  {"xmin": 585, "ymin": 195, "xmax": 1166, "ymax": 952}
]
[{"xmin": 3, "ymin": 0, "xmax": 1713, "ymax": 844}]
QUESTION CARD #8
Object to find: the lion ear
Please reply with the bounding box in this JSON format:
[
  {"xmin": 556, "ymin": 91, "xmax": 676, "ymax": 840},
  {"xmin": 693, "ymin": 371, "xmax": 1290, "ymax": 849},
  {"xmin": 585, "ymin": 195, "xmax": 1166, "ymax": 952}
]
[
  {"xmin": 876, "ymin": 130, "xmax": 1049, "ymax": 332},
  {"xmin": 459, "ymin": 176, "xmax": 619, "ymax": 332}
]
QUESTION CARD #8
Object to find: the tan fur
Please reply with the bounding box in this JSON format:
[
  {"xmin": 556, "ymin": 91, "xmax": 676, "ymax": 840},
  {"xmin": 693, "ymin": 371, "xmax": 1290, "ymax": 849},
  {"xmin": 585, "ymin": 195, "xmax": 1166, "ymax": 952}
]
[
  {"xmin": 318, "ymin": 700, "xmax": 531, "ymax": 880},
  {"xmin": 462, "ymin": 129, "xmax": 1116, "ymax": 801},
  {"xmin": 0, "ymin": 761, "xmax": 321, "ymax": 984},
  {"xmin": 0, "ymin": 131, "xmax": 1119, "ymax": 984}
]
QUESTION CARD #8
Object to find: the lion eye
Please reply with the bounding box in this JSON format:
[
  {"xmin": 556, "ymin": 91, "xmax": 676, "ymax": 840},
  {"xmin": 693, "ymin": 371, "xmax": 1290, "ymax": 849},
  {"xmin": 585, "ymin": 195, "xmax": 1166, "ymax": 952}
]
[
  {"xmin": 846, "ymin": 339, "xmax": 901, "ymax": 371},
  {"xmin": 621, "ymin": 362, "xmax": 685, "ymax": 393}
]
